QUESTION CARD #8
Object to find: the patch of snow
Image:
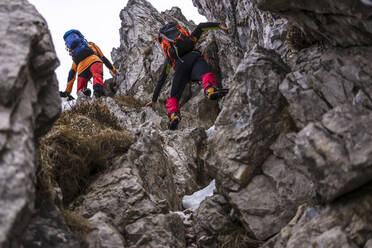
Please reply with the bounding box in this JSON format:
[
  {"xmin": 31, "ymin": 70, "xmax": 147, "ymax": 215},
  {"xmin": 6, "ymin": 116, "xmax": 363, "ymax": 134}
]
[
  {"xmin": 182, "ymin": 180, "xmax": 215, "ymax": 211},
  {"xmin": 172, "ymin": 211, "xmax": 193, "ymax": 225},
  {"xmin": 61, "ymin": 98, "xmax": 76, "ymax": 111},
  {"xmin": 205, "ymin": 125, "xmax": 215, "ymax": 138}
]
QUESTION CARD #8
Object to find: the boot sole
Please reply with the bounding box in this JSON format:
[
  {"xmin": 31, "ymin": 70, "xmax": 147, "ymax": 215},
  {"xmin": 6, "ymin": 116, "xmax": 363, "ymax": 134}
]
[
  {"xmin": 168, "ymin": 118, "xmax": 179, "ymax": 130},
  {"xmin": 208, "ymin": 88, "xmax": 229, "ymax": 100}
]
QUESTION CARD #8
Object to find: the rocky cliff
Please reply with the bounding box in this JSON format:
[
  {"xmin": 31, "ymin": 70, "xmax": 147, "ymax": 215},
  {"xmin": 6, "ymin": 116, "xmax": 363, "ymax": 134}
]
[
  {"xmin": 0, "ymin": 0, "xmax": 62, "ymax": 247},
  {"xmin": 1, "ymin": 0, "xmax": 372, "ymax": 247}
]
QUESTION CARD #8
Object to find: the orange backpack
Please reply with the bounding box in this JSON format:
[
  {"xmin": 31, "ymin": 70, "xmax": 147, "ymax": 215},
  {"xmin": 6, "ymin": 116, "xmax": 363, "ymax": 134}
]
[{"xmin": 158, "ymin": 22, "xmax": 196, "ymax": 66}]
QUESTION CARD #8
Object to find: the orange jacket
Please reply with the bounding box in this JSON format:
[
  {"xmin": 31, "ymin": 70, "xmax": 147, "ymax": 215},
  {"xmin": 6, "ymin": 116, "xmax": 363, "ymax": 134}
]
[{"xmin": 65, "ymin": 42, "xmax": 117, "ymax": 93}]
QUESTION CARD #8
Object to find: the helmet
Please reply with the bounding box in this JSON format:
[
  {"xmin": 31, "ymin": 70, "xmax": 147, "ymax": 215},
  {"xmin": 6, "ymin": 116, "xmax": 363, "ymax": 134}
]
[{"xmin": 63, "ymin": 29, "xmax": 85, "ymax": 40}]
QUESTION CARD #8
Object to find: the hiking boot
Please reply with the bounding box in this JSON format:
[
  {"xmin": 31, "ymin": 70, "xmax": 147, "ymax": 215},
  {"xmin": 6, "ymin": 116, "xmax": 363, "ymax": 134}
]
[
  {"xmin": 82, "ymin": 88, "xmax": 91, "ymax": 97},
  {"xmin": 206, "ymin": 87, "xmax": 229, "ymax": 100},
  {"xmin": 93, "ymin": 84, "xmax": 104, "ymax": 98},
  {"xmin": 168, "ymin": 112, "xmax": 181, "ymax": 130}
]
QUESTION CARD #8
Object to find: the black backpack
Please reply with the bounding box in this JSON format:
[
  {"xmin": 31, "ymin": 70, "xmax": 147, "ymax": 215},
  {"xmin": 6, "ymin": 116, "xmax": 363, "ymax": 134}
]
[{"xmin": 158, "ymin": 22, "xmax": 195, "ymax": 64}]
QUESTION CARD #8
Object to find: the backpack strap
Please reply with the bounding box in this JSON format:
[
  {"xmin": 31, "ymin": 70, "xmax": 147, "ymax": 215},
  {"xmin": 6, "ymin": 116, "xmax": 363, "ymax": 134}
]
[
  {"xmin": 160, "ymin": 40, "xmax": 176, "ymax": 67},
  {"xmin": 177, "ymin": 26, "xmax": 196, "ymax": 42},
  {"xmin": 159, "ymin": 33, "xmax": 174, "ymax": 42}
]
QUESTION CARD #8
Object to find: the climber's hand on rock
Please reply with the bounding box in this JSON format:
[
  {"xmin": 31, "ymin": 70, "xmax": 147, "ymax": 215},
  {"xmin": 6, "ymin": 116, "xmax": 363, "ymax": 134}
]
[
  {"xmin": 59, "ymin": 91, "xmax": 69, "ymax": 98},
  {"xmin": 219, "ymin": 23, "xmax": 229, "ymax": 34},
  {"xmin": 146, "ymin": 101, "xmax": 155, "ymax": 109},
  {"xmin": 110, "ymin": 70, "xmax": 119, "ymax": 77}
]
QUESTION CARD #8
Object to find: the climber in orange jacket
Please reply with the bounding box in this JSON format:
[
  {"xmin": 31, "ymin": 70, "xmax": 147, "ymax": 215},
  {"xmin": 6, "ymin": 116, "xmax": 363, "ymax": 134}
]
[{"xmin": 60, "ymin": 29, "xmax": 118, "ymax": 98}]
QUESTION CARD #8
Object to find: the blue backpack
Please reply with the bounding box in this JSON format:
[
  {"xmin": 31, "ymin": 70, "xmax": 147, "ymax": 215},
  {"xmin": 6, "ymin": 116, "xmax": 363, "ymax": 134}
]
[{"xmin": 63, "ymin": 29, "xmax": 88, "ymax": 56}]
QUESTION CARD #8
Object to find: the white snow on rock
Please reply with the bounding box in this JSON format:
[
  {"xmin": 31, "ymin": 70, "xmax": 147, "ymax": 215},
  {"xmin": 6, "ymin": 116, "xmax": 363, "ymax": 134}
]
[
  {"xmin": 205, "ymin": 125, "xmax": 215, "ymax": 138},
  {"xmin": 172, "ymin": 211, "xmax": 193, "ymax": 225},
  {"xmin": 182, "ymin": 180, "xmax": 215, "ymax": 211},
  {"xmin": 61, "ymin": 98, "xmax": 76, "ymax": 111}
]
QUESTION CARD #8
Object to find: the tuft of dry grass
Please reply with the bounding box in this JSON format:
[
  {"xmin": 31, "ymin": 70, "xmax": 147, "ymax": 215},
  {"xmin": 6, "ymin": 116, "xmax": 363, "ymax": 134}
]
[
  {"xmin": 218, "ymin": 228, "xmax": 263, "ymax": 248},
  {"xmin": 143, "ymin": 45, "xmax": 153, "ymax": 56},
  {"xmin": 286, "ymin": 25, "xmax": 311, "ymax": 51},
  {"xmin": 58, "ymin": 100, "xmax": 122, "ymax": 131},
  {"xmin": 62, "ymin": 209, "xmax": 92, "ymax": 247},
  {"xmin": 38, "ymin": 100, "xmax": 134, "ymax": 205},
  {"xmin": 114, "ymin": 95, "xmax": 145, "ymax": 113}
]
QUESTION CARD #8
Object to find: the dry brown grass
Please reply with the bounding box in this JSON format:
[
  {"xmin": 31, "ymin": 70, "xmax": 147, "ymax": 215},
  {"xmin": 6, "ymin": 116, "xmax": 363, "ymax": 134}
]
[
  {"xmin": 62, "ymin": 209, "xmax": 92, "ymax": 247},
  {"xmin": 286, "ymin": 25, "xmax": 311, "ymax": 51},
  {"xmin": 143, "ymin": 45, "xmax": 153, "ymax": 56},
  {"xmin": 114, "ymin": 94, "xmax": 145, "ymax": 112},
  {"xmin": 57, "ymin": 100, "xmax": 122, "ymax": 131},
  {"xmin": 39, "ymin": 100, "xmax": 134, "ymax": 205},
  {"xmin": 218, "ymin": 228, "xmax": 263, "ymax": 248}
]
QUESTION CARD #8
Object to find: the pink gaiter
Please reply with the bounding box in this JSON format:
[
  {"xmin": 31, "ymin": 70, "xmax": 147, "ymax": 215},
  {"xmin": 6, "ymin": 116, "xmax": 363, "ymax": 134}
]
[
  {"xmin": 166, "ymin": 97, "xmax": 179, "ymax": 117},
  {"xmin": 201, "ymin": 72, "xmax": 218, "ymax": 93}
]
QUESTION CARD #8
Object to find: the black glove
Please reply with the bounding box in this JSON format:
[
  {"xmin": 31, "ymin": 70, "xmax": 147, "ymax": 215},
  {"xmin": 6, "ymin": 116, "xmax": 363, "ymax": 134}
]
[
  {"xmin": 59, "ymin": 91, "xmax": 68, "ymax": 97},
  {"xmin": 59, "ymin": 91, "xmax": 75, "ymax": 101}
]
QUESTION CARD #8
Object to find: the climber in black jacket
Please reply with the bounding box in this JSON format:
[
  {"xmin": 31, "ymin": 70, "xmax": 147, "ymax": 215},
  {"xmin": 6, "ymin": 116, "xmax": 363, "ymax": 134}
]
[{"xmin": 146, "ymin": 22, "xmax": 229, "ymax": 130}]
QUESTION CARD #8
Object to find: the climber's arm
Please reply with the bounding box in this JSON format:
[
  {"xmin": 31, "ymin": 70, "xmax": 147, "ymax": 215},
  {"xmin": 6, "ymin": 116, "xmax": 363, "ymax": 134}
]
[
  {"xmin": 151, "ymin": 59, "xmax": 171, "ymax": 103},
  {"xmin": 192, "ymin": 22, "xmax": 228, "ymax": 41},
  {"xmin": 65, "ymin": 62, "xmax": 77, "ymax": 93}
]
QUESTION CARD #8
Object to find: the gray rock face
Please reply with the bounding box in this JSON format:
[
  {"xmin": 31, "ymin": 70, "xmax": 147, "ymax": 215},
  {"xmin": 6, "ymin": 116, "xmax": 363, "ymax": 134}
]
[
  {"xmin": 205, "ymin": 46, "xmax": 291, "ymax": 193},
  {"xmin": 193, "ymin": 195, "xmax": 237, "ymax": 247},
  {"xmin": 280, "ymin": 46, "xmax": 372, "ymax": 129},
  {"xmin": 228, "ymin": 100, "xmax": 372, "ymax": 239},
  {"xmin": 21, "ymin": 205, "xmax": 80, "ymax": 248},
  {"xmin": 190, "ymin": 0, "xmax": 372, "ymax": 245},
  {"xmin": 365, "ymin": 239, "xmax": 372, "ymax": 248},
  {"xmin": 112, "ymin": 0, "xmax": 196, "ymax": 102},
  {"xmin": 126, "ymin": 129, "xmax": 183, "ymax": 210},
  {"xmin": 229, "ymin": 134, "xmax": 316, "ymax": 240},
  {"xmin": 103, "ymin": 97, "xmax": 167, "ymax": 131},
  {"xmin": 192, "ymin": 0, "xmax": 289, "ymax": 57},
  {"xmin": 255, "ymin": 0, "xmax": 372, "ymax": 47},
  {"xmin": 161, "ymin": 128, "xmax": 210, "ymax": 197},
  {"xmin": 86, "ymin": 212, "xmax": 125, "ymax": 248},
  {"xmin": 72, "ymin": 164, "xmax": 162, "ymax": 230},
  {"xmin": 293, "ymin": 104, "xmax": 372, "ymax": 202},
  {"xmin": 125, "ymin": 213, "xmax": 186, "ymax": 248},
  {"xmin": 124, "ymin": 126, "xmax": 210, "ymax": 211},
  {"xmin": 0, "ymin": 0, "xmax": 60, "ymax": 246},
  {"xmin": 71, "ymin": 98, "xmax": 210, "ymax": 245},
  {"xmin": 262, "ymin": 184, "xmax": 372, "ymax": 248}
]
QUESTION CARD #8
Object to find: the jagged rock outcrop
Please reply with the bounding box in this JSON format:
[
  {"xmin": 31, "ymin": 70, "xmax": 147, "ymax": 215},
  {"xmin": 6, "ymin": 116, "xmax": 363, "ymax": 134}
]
[
  {"xmin": 72, "ymin": 162, "xmax": 163, "ymax": 231},
  {"xmin": 228, "ymin": 134, "xmax": 316, "ymax": 240},
  {"xmin": 190, "ymin": 0, "xmax": 372, "ymax": 244},
  {"xmin": 205, "ymin": 46, "xmax": 292, "ymax": 193},
  {"xmin": 193, "ymin": 194, "xmax": 240, "ymax": 247},
  {"xmin": 0, "ymin": 0, "xmax": 61, "ymax": 247},
  {"xmin": 86, "ymin": 212, "xmax": 125, "ymax": 248},
  {"xmin": 112, "ymin": 0, "xmax": 196, "ymax": 102},
  {"xmin": 293, "ymin": 104, "xmax": 372, "ymax": 202},
  {"xmin": 70, "ymin": 97, "xmax": 211, "ymax": 247},
  {"xmin": 101, "ymin": 0, "xmax": 372, "ymax": 246},
  {"xmin": 280, "ymin": 46, "xmax": 372, "ymax": 128},
  {"xmin": 262, "ymin": 183, "xmax": 372, "ymax": 248},
  {"xmin": 21, "ymin": 203, "xmax": 80, "ymax": 248},
  {"xmin": 125, "ymin": 213, "xmax": 186, "ymax": 248},
  {"xmin": 255, "ymin": 0, "xmax": 372, "ymax": 47},
  {"xmin": 192, "ymin": 0, "xmax": 290, "ymax": 57}
]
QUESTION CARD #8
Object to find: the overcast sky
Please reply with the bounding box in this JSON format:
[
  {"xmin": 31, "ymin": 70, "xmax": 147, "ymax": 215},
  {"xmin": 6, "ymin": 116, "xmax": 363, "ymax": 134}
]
[{"xmin": 28, "ymin": 0, "xmax": 206, "ymax": 95}]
